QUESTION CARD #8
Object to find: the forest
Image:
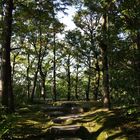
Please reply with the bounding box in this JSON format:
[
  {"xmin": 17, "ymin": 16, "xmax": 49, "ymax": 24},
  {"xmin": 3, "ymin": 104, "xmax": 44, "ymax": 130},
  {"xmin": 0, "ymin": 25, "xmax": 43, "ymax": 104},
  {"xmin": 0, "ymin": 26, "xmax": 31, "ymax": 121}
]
[{"xmin": 0, "ymin": 0, "xmax": 140, "ymax": 139}]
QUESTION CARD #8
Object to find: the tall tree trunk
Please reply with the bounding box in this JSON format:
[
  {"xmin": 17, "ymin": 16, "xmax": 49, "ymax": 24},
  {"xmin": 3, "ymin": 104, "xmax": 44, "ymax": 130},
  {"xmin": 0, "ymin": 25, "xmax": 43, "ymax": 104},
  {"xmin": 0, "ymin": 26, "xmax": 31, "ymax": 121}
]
[
  {"xmin": 135, "ymin": 30, "xmax": 140, "ymax": 99},
  {"xmin": 102, "ymin": 45, "xmax": 110, "ymax": 109},
  {"xmin": 9, "ymin": 64, "xmax": 14, "ymax": 112},
  {"xmin": 11, "ymin": 52, "xmax": 18, "ymax": 110},
  {"xmin": 94, "ymin": 61, "xmax": 100, "ymax": 100},
  {"xmin": 85, "ymin": 53, "xmax": 91, "ymax": 101},
  {"xmin": 101, "ymin": 13, "xmax": 110, "ymax": 109},
  {"xmin": 31, "ymin": 55, "xmax": 43, "ymax": 102},
  {"xmin": 1, "ymin": 0, "xmax": 14, "ymax": 112},
  {"xmin": 93, "ymin": 48, "xmax": 100, "ymax": 101},
  {"xmin": 86, "ymin": 75, "xmax": 90, "ymax": 101},
  {"xmin": 53, "ymin": 32, "xmax": 57, "ymax": 101},
  {"xmin": 39, "ymin": 64, "xmax": 47, "ymax": 100},
  {"xmin": 31, "ymin": 70, "xmax": 38, "ymax": 102},
  {"xmin": 27, "ymin": 53, "xmax": 30, "ymax": 99},
  {"xmin": 31, "ymin": 41, "xmax": 42, "ymax": 102},
  {"xmin": 67, "ymin": 54, "xmax": 71, "ymax": 101},
  {"xmin": 41, "ymin": 76, "xmax": 46, "ymax": 100},
  {"xmin": 89, "ymin": 21, "xmax": 101, "ymax": 100},
  {"xmin": 75, "ymin": 63, "xmax": 79, "ymax": 100},
  {"xmin": 12, "ymin": 52, "xmax": 19, "ymax": 83},
  {"xmin": 39, "ymin": 52, "xmax": 47, "ymax": 101},
  {"xmin": 31, "ymin": 22, "xmax": 43, "ymax": 102}
]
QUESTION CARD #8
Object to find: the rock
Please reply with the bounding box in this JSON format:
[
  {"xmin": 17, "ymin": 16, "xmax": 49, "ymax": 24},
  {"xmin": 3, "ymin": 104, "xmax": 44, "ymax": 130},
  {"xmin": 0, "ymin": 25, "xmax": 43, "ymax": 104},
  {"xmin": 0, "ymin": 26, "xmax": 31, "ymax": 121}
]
[
  {"xmin": 49, "ymin": 125, "xmax": 81, "ymax": 135},
  {"xmin": 61, "ymin": 102, "xmax": 78, "ymax": 108},
  {"xmin": 70, "ymin": 107, "xmax": 84, "ymax": 114},
  {"xmin": 61, "ymin": 102, "xmax": 84, "ymax": 114},
  {"xmin": 42, "ymin": 106, "xmax": 65, "ymax": 112},
  {"xmin": 47, "ymin": 111, "xmax": 65, "ymax": 117},
  {"xmin": 52, "ymin": 115, "xmax": 82, "ymax": 124},
  {"xmin": 48, "ymin": 125, "xmax": 90, "ymax": 139},
  {"xmin": 52, "ymin": 118, "xmax": 66, "ymax": 124},
  {"xmin": 18, "ymin": 107, "xmax": 31, "ymax": 113},
  {"xmin": 52, "ymin": 114, "xmax": 81, "ymax": 124}
]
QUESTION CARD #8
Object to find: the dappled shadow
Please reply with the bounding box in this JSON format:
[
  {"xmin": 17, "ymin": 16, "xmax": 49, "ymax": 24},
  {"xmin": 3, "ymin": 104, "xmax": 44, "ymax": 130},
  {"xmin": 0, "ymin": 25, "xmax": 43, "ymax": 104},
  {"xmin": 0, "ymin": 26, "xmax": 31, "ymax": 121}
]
[
  {"xmin": 1, "ymin": 102, "xmax": 89, "ymax": 139},
  {"xmin": 88, "ymin": 109, "xmax": 140, "ymax": 140},
  {"xmin": 89, "ymin": 115, "xmax": 126, "ymax": 139},
  {"xmin": 1, "ymin": 105, "xmax": 52, "ymax": 139},
  {"xmin": 106, "ymin": 132, "xmax": 126, "ymax": 140},
  {"xmin": 1, "ymin": 102, "xmax": 139, "ymax": 140},
  {"xmin": 2, "ymin": 123, "xmax": 45, "ymax": 139},
  {"xmin": 65, "ymin": 107, "xmax": 140, "ymax": 140}
]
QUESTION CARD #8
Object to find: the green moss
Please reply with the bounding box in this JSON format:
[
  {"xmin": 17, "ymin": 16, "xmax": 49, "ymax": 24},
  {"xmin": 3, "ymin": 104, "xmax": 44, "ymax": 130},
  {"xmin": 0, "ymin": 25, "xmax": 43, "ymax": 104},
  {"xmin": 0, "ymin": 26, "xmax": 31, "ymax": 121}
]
[
  {"xmin": 64, "ymin": 118, "xmax": 73, "ymax": 125},
  {"xmin": 1, "ymin": 102, "xmax": 139, "ymax": 139},
  {"xmin": 18, "ymin": 107, "xmax": 31, "ymax": 113}
]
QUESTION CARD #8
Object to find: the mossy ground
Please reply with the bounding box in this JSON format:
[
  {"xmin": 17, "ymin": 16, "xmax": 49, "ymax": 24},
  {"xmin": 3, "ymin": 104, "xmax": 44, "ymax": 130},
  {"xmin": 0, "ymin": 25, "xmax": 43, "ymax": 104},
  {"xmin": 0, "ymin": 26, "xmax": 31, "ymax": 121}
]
[{"xmin": 0, "ymin": 101, "xmax": 139, "ymax": 140}]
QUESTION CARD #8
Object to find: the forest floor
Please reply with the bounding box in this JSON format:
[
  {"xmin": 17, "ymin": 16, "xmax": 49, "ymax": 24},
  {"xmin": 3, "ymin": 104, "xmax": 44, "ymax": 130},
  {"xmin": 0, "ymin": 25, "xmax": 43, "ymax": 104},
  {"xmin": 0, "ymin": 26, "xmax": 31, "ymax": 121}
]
[{"xmin": 0, "ymin": 100, "xmax": 140, "ymax": 140}]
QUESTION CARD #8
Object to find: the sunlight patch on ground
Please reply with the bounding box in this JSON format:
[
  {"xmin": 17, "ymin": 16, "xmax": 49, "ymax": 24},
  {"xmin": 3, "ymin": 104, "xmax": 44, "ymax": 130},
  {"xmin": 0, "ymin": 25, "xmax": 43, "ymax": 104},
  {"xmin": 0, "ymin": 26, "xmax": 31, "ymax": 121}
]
[
  {"xmin": 98, "ymin": 130, "xmax": 128, "ymax": 140},
  {"xmin": 1, "ymin": 102, "xmax": 139, "ymax": 139},
  {"xmin": 84, "ymin": 122, "xmax": 101, "ymax": 132},
  {"xmin": 24, "ymin": 119, "xmax": 40, "ymax": 125}
]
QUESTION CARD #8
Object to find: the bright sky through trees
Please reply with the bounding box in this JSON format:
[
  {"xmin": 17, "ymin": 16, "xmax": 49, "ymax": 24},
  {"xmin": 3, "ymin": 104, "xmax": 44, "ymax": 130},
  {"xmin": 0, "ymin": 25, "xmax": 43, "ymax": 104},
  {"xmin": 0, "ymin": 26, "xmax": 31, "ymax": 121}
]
[{"xmin": 57, "ymin": 6, "xmax": 76, "ymax": 30}]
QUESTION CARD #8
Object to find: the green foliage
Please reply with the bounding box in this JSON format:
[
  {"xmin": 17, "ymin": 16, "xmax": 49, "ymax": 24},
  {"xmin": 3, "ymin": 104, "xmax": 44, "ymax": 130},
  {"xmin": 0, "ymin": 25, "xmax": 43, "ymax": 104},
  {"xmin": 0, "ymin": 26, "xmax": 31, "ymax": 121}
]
[
  {"xmin": 0, "ymin": 105, "xmax": 18, "ymax": 139},
  {"xmin": 1, "ymin": 0, "xmax": 139, "ymax": 112},
  {"xmin": 1, "ymin": 0, "xmax": 140, "ymax": 139}
]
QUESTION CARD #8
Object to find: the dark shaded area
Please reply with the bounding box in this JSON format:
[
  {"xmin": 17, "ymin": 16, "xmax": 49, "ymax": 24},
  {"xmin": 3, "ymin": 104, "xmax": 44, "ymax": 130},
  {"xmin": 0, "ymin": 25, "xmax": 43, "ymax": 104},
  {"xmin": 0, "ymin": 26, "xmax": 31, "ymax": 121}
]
[{"xmin": 1, "ymin": 102, "xmax": 139, "ymax": 140}]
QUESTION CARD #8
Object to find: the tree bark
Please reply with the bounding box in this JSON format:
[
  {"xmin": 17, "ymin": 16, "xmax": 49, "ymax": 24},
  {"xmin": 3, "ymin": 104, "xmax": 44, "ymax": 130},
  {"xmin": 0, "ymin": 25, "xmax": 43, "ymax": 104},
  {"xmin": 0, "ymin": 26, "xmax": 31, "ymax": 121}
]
[
  {"xmin": 101, "ymin": 13, "xmax": 110, "ymax": 109},
  {"xmin": 86, "ymin": 75, "xmax": 90, "ymax": 101},
  {"xmin": 12, "ymin": 52, "xmax": 19, "ymax": 81},
  {"xmin": 41, "ymin": 75, "xmax": 46, "ymax": 100},
  {"xmin": 27, "ymin": 53, "xmax": 30, "ymax": 99},
  {"xmin": 31, "ymin": 21, "xmax": 45, "ymax": 102},
  {"xmin": 94, "ymin": 61, "xmax": 100, "ymax": 100},
  {"xmin": 53, "ymin": 32, "xmax": 57, "ymax": 101},
  {"xmin": 135, "ymin": 31, "xmax": 140, "ymax": 99},
  {"xmin": 39, "ymin": 62, "xmax": 47, "ymax": 100},
  {"xmin": 31, "ymin": 41, "xmax": 42, "ymax": 102},
  {"xmin": 75, "ymin": 63, "xmax": 79, "ymax": 100},
  {"xmin": 67, "ymin": 54, "xmax": 71, "ymax": 101},
  {"xmin": 85, "ymin": 52, "xmax": 91, "ymax": 101},
  {"xmin": 1, "ymin": 0, "xmax": 14, "ymax": 112},
  {"xmin": 31, "ymin": 70, "xmax": 38, "ymax": 102},
  {"xmin": 102, "ymin": 45, "xmax": 110, "ymax": 109}
]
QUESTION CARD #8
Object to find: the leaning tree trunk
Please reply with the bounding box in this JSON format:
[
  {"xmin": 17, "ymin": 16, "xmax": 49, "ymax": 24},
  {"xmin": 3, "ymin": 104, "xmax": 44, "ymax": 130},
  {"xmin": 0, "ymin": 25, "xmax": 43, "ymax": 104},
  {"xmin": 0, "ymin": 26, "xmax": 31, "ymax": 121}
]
[
  {"xmin": 31, "ymin": 42, "xmax": 42, "ymax": 102},
  {"xmin": 31, "ymin": 22, "xmax": 44, "ymax": 102},
  {"xmin": 1, "ymin": 0, "xmax": 14, "ymax": 112}
]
